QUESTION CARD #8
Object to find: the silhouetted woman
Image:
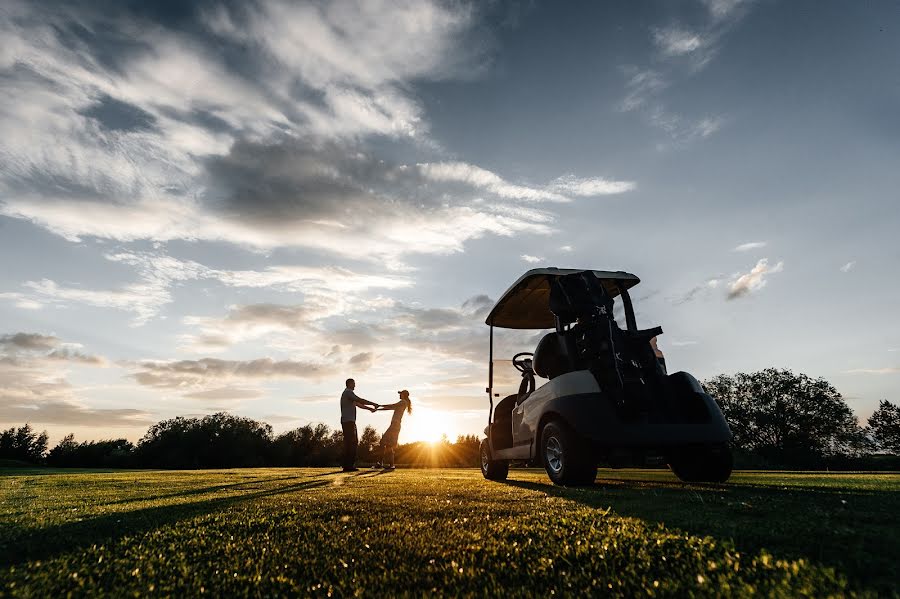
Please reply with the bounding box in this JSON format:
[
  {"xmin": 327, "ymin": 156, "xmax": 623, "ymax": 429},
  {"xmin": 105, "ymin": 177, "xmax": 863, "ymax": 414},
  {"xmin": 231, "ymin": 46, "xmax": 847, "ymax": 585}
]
[{"xmin": 374, "ymin": 390, "xmax": 412, "ymax": 470}]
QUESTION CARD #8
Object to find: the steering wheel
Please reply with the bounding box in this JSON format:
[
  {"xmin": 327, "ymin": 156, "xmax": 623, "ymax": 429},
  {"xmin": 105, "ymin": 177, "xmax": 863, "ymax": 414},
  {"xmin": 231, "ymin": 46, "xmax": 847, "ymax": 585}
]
[{"xmin": 512, "ymin": 352, "xmax": 534, "ymax": 373}]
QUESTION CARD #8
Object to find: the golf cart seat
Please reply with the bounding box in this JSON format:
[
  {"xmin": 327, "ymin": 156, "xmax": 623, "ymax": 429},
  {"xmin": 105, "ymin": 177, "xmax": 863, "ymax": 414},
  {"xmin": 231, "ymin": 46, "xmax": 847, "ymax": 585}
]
[{"xmin": 533, "ymin": 332, "xmax": 577, "ymax": 379}]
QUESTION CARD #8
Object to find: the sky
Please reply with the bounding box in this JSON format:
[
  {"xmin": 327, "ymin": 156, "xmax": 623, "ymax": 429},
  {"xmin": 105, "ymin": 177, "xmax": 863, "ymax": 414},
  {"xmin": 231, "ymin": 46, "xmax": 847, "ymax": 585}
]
[{"xmin": 1, "ymin": 0, "xmax": 898, "ymax": 446}]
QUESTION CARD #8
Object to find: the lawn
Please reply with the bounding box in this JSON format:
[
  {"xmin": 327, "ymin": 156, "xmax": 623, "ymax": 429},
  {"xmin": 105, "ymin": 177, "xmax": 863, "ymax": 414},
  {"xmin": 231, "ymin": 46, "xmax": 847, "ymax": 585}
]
[{"xmin": 1, "ymin": 467, "xmax": 897, "ymax": 597}]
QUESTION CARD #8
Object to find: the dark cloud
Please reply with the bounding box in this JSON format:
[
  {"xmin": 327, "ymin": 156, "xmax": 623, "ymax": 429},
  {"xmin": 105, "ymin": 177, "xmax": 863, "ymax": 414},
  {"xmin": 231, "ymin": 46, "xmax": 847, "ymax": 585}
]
[
  {"xmin": 203, "ymin": 138, "xmax": 408, "ymax": 225},
  {"xmin": 45, "ymin": 349, "xmax": 106, "ymax": 365},
  {"xmin": 0, "ymin": 333, "xmax": 60, "ymax": 351},
  {"xmin": 461, "ymin": 294, "xmax": 494, "ymax": 318},
  {"xmin": 348, "ymin": 352, "xmax": 374, "ymax": 371}
]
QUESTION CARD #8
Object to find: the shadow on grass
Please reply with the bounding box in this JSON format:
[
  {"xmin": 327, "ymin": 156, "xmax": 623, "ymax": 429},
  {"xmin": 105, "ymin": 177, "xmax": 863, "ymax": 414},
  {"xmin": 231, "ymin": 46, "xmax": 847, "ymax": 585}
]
[
  {"xmin": 97, "ymin": 475, "xmax": 306, "ymax": 507},
  {"xmin": 0, "ymin": 477, "xmax": 330, "ymax": 568},
  {"xmin": 502, "ymin": 475, "xmax": 899, "ymax": 595}
]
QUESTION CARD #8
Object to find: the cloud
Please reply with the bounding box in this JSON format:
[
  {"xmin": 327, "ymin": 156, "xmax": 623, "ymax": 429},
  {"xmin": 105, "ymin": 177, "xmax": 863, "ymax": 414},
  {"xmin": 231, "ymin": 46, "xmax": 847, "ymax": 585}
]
[
  {"xmin": 669, "ymin": 277, "xmax": 723, "ymax": 305},
  {"xmin": 620, "ymin": 1, "xmax": 756, "ymax": 144},
  {"xmin": 0, "ymin": 293, "xmax": 43, "ymax": 310},
  {"xmin": 548, "ymin": 175, "xmax": 636, "ymax": 196},
  {"xmin": 559, "ymin": 245, "xmax": 573, "ymax": 252},
  {"xmin": 10, "ymin": 249, "xmax": 411, "ymax": 326},
  {"xmin": 0, "ymin": 1, "xmax": 636, "ymax": 267},
  {"xmin": 0, "ymin": 331, "xmax": 106, "ymax": 365},
  {"xmin": 840, "ymin": 261, "xmax": 856, "ymax": 273},
  {"xmin": 0, "ymin": 332, "xmax": 140, "ymax": 426},
  {"xmin": 702, "ymin": 0, "xmax": 752, "ymax": 23},
  {"xmin": 0, "ymin": 333, "xmax": 60, "ymax": 351},
  {"xmin": 418, "ymin": 161, "xmax": 569, "ymax": 202},
  {"xmin": 652, "ymin": 27, "xmax": 709, "ymax": 57},
  {"xmin": 733, "ymin": 241, "xmax": 767, "ymax": 252},
  {"xmin": 348, "ymin": 352, "xmax": 374, "ymax": 371},
  {"xmin": 132, "ymin": 357, "xmax": 341, "ymax": 389},
  {"xmin": 619, "ymin": 68, "xmax": 668, "ymax": 112},
  {"xmin": 727, "ymin": 258, "xmax": 784, "ymax": 300},
  {"xmin": 843, "ymin": 367, "xmax": 900, "ymax": 375},
  {"xmin": 182, "ymin": 388, "xmax": 265, "ymax": 401},
  {"xmin": 521, "ymin": 255, "xmax": 542, "ymax": 264},
  {"xmin": 669, "ymin": 340, "xmax": 699, "ymax": 347}
]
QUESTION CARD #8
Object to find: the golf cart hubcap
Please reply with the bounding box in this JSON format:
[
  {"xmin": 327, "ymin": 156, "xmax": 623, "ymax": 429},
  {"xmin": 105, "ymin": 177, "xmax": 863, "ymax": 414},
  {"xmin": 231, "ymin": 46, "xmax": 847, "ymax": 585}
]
[
  {"xmin": 545, "ymin": 436, "xmax": 563, "ymax": 473},
  {"xmin": 481, "ymin": 446, "xmax": 489, "ymax": 471}
]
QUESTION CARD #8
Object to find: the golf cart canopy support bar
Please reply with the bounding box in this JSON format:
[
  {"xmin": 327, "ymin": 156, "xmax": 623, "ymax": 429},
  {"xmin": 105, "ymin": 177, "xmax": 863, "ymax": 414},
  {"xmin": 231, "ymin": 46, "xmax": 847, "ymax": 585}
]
[{"xmin": 485, "ymin": 268, "xmax": 641, "ymax": 329}]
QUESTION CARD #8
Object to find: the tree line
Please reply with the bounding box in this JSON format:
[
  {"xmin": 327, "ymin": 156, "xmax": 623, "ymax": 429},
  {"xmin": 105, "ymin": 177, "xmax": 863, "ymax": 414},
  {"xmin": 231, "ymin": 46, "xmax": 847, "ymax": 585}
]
[
  {"xmin": 2, "ymin": 368, "xmax": 899, "ymax": 470},
  {"xmin": 0, "ymin": 412, "xmax": 482, "ymax": 469}
]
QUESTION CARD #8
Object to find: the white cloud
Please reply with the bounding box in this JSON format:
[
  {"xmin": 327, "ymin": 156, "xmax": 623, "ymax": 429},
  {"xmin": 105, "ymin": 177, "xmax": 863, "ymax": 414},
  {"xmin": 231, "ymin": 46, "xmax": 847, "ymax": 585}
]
[
  {"xmin": 652, "ymin": 27, "xmax": 708, "ymax": 57},
  {"xmin": 548, "ymin": 175, "xmax": 636, "ymax": 196},
  {"xmin": 844, "ymin": 367, "xmax": 899, "ymax": 375},
  {"xmin": 727, "ymin": 258, "xmax": 784, "ymax": 300},
  {"xmin": 669, "ymin": 340, "xmax": 699, "ymax": 347},
  {"xmin": 520, "ymin": 255, "xmax": 543, "ymax": 264},
  {"xmin": 0, "ymin": 292, "xmax": 44, "ymax": 310},
  {"xmin": 418, "ymin": 162, "xmax": 569, "ymax": 202},
  {"xmin": 733, "ymin": 241, "xmax": 768, "ymax": 252},
  {"xmin": 702, "ymin": 0, "xmax": 751, "ymax": 23},
  {"xmin": 840, "ymin": 261, "xmax": 856, "ymax": 273},
  {"xmin": 619, "ymin": 68, "xmax": 668, "ymax": 112}
]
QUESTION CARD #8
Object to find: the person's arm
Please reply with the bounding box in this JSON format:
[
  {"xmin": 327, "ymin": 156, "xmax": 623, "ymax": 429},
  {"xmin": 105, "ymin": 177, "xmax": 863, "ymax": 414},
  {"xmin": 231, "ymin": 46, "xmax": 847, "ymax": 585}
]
[
  {"xmin": 376, "ymin": 401, "xmax": 401, "ymax": 411},
  {"xmin": 351, "ymin": 391, "xmax": 379, "ymax": 410}
]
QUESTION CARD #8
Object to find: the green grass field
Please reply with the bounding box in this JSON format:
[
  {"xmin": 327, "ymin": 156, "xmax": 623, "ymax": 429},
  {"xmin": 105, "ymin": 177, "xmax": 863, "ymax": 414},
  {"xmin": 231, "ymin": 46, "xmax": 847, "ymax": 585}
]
[{"xmin": 1, "ymin": 468, "xmax": 897, "ymax": 597}]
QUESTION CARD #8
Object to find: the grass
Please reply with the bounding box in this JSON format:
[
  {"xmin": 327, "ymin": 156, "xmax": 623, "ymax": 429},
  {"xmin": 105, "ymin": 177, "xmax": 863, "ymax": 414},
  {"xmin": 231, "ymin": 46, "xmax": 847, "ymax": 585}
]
[{"xmin": 1, "ymin": 468, "xmax": 897, "ymax": 597}]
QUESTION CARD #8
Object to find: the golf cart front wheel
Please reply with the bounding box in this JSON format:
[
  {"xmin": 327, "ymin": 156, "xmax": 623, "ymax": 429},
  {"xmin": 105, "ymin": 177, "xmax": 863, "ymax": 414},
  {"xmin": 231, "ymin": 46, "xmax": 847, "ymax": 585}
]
[
  {"xmin": 480, "ymin": 439, "xmax": 509, "ymax": 481},
  {"xmin": 668, "ymin": 443, "xmax": 733, "ymax": 483},
  {"xmin": 540, "ymin": 420, "xmax": 597, "ymax": 486}
]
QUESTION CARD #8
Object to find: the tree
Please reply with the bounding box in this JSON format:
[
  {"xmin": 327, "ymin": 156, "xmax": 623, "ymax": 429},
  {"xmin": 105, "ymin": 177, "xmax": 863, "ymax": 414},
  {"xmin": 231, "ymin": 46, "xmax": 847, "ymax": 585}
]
[
  {"xmin": 703, "ymin": 368, "xmax": 868, "ymax": 467},
  {"xmin": 0, "ymin": 424, "xmax": 49, "ymax": 463},
  {"xmin": 136, "ymin": 413, "xmax": 273, "ymax": 468},
  {"xmin": 47, "ymin": 435, "xmax": 134, "ymax": 468},
  {"xmin": 867, "ymin": 400, "xmax": 900, "ymax": 454},
  {"xmin": 272, "ymin": 423, "xmax": 335, "ymax": 466},
  {"xmin": 358, "ymin": 425, "xmax": 381, "ymax": 462}
]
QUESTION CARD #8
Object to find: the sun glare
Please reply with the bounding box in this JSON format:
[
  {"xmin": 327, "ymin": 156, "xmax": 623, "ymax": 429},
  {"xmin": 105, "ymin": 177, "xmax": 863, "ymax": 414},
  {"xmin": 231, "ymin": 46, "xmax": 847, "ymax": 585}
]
[{"xmin": 405, "ymin": 408, "xmax": 451, "ymax": 444}]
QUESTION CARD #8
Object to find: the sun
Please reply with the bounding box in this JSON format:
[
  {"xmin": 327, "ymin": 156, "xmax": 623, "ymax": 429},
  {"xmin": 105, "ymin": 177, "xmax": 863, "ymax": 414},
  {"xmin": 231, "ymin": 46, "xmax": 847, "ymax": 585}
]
[{"xmin": 405, "ymin": 408, "xmax": 450, "ymax": 444}]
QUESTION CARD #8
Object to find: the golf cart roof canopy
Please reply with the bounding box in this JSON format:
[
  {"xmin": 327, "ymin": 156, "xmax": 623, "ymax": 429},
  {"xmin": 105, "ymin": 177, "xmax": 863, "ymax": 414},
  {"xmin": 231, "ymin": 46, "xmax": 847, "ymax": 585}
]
[{"xmin": 486, "ymin": 268, "xmax": 640, "ymax": 329}]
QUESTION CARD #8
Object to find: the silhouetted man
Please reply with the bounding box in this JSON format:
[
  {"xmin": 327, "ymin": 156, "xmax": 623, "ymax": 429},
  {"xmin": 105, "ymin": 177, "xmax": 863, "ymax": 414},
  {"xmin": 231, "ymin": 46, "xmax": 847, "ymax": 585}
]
[{"xmin": 340, "ymin": 378, "xmax": 379, "ymax": 472}]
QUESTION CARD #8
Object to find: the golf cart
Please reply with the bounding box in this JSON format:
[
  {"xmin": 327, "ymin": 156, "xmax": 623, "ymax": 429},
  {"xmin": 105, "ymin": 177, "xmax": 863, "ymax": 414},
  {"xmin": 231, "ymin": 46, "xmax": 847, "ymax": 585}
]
[{"xmin": 479, "ymin": 268, "xmax": 733, "ymax": 486}]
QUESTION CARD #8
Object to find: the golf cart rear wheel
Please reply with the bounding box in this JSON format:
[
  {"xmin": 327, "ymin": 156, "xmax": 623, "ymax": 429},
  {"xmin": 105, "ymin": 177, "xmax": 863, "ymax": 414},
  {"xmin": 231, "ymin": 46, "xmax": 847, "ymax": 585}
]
[
  {"xmin": 668, "ymin": 443, "xmax": 733, "ymax": 483},
  {"xmin": 540, "ymin": 420, "xmax": 597, "ymax": 486},
  {"xmin": 480, "ymin": 439, "xmax": 509, "ymax": 481}
]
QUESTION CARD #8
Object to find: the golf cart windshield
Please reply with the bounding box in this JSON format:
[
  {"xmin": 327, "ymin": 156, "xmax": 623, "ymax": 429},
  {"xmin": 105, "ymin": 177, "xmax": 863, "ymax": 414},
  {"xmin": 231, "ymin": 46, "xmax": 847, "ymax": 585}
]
[{"xmin": 486, "ymin": 268, "xmax": 640, "ymax": 329}]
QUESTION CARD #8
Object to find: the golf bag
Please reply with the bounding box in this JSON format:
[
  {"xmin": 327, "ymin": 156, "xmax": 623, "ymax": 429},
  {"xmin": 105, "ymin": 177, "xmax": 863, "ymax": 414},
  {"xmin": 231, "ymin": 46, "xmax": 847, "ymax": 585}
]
[{"xmin": 550, "ymin": 272, "xmax": 664, "ymax": 411}]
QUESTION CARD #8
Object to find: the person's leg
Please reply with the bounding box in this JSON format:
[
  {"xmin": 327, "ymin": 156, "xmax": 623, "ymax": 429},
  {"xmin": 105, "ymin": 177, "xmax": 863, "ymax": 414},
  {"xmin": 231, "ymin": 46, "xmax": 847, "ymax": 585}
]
[{"xmin": 341, "ymin": 421, "xmax": 358, "ymax": 470}]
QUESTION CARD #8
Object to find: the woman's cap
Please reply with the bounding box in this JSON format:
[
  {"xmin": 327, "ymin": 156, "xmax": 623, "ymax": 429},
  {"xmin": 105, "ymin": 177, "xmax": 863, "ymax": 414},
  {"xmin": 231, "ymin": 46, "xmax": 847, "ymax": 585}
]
[{"xmin": 398, "ymin": 389, "xmax": 409, "ymax": 396}]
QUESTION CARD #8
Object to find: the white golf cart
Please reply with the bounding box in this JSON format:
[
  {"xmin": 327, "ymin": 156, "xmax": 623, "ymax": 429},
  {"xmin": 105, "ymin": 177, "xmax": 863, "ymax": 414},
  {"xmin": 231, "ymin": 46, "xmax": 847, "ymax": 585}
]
[{"xmin": 479, "ymin": 268, "xmax": 733, "ymax": 486}]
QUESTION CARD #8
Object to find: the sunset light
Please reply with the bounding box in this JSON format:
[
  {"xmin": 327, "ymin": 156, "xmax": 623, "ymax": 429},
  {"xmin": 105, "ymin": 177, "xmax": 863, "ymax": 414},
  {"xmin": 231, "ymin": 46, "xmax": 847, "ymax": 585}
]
[{"xmin": 401, "ymin": 408, "xmax": 453, "ymax": 445}]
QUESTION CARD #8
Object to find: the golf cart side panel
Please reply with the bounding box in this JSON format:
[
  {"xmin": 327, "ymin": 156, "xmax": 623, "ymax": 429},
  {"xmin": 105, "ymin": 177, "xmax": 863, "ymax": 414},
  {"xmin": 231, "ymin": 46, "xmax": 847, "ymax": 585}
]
[
  {"xmin": 525, "ymin": 373, "xmax": 732, "ymax": 453},
  {"xmin": 513, "ymin": 370, "xmax": 599, "ymax": 445}
]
